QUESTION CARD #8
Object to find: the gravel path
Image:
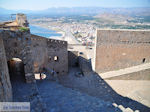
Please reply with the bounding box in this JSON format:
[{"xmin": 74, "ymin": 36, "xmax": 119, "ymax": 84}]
[
  {"xmin": 11, "ymin": 72, "xmax": 150, "ymax": 112},
  {"xmin": 11, "ymin": 75, "xmax": 46, "ymax": 112},
  {"xmin": 37, "ymin": 80, "xmax": 120, "ymax": 112}
]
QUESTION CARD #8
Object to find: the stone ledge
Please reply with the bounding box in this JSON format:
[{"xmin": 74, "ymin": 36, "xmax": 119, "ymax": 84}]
[{"xmin": 98, "ymin": 63, "xmax": 150, "ymax": 79}]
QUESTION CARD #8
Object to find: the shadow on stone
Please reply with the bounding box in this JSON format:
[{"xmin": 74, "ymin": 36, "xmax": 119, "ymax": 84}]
[{"xmin": 58, "ymin": 56, "xmax": 150, "ymax": 112}]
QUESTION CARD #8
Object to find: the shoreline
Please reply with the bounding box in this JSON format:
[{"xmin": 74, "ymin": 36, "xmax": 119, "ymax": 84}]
[
  {"xmin": 30, "ymin": 24, "xmax": 65, "ymax": 40},
  {"xmin": 30, "ymin": 24, "xmax": 81, "ymax": 44}
]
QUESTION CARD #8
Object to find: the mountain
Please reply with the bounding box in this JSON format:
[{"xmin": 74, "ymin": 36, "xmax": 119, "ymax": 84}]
[
  {"xmin": 0, "ymin": 7, "xmax": 14, "ymax": 14},
  {"xmin": 0, "ymin": 7, "xmax": 150, "ymax": 16},
  {"xmin": 0, "ymin": 7, "xmax": 35, "ymax": 15}
]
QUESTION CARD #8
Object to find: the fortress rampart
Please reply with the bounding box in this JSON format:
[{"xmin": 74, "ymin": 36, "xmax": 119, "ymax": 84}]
[
  {"xmin": 0, "ymin": 30, "xmax": 35, "ymax": 83},
  {"xmin": 95, "ymin": 29, "xmax": 150, "ymax": 73},
  {"xmin": 0, "ymin": 14, "xmax": 68, "ymax": 101},
  {"xmin": 31, "ymin": 34, "xmax": 68, "ymax": 75}
]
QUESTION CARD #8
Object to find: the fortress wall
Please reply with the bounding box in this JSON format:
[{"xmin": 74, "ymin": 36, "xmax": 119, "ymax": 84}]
[
  {"xmin": 31, "ymin": 34, "xmax": 68, "ymax": 75},
  {"xmin": 0, "ymin": 36, "xmax": 12, "ymax": 101},
  {"xmin": 96, "ymin": 30, "xmax": 150, "ymax": 44},
  {"xmin": 31, "ymin": 34, "xmax": 48, "ymax": 72},
  {"xmin": 1, "ymin": 30, "xmax": 35, "ymax": 83},
  {"xmin": 68, "ymin": 51, "xmax": 79, "ymax": 67},
  {"xmin": 95, "ymin": 30, "xmax": 150, "ymax": 73}
]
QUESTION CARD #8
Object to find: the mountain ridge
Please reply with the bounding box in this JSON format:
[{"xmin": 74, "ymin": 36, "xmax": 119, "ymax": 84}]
[{"xmin": 0, "ymin": 7, "xmax": 150, "ymax": 16}]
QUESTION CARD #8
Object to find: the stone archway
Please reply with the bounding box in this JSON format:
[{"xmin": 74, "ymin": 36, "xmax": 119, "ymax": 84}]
[
  {"xmin": 1, "ymin": 30, "xmax": 35, "ymax": 83},
  {"xmin": 7, "ymin": 58, "xmax": 25, "ymax": 82}
]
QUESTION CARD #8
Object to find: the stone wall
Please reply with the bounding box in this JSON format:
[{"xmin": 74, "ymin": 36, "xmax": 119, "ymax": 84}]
[
  {"xmin": 16, "ymin": 13, "xmax": 29, "ymax": 27},
  {"xmin": 0, "ymin": 29, "xmax": 68, "ymax": 84},
  {"xmin": 68, "ymin": 51, "xmax": 79, "ymax": 67},
  {"xmin": 31, "ymin": 34, "xmax": 68, "ymax": 75},
  {"xmin": 0, "ymin": 30, "xmax": 35, "ymax": 83},
  {"xmin": 95, "ymin": 29, "xmax": 150, "ymax": 73},
  {"xmin": 78, "ymin": 56, "xmax": 93, "ymax": 75},
  {"xmin": 0, "ymin": 36, "xmax": 12, "ymax": 101}
]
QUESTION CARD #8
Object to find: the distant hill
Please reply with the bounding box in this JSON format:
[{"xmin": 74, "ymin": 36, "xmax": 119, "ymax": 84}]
[
  {"xmin": 1, "ymin": 7, "xmax": 36, "ymax": 14},
  {"xmin": 0, "ymin": 8, "xmax": 14, "ymax": 14},
  {"xmin": 0, "ymin": 7, "xmax": 150, "ymax": 16}
]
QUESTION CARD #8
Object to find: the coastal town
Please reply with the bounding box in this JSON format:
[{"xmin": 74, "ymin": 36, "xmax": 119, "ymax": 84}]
[
  {"xmin": 29, "ymin": 12, "xmax": 150, "ymax": 46},
  {"xmin": 30, "ymin": 18, "xmax": 97, "ymax": 46}
]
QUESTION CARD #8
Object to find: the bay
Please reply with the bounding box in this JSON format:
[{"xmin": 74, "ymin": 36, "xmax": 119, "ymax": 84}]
[{"xmin": 30, "ymin": 25, "xmax": 62, "ymax": 38}]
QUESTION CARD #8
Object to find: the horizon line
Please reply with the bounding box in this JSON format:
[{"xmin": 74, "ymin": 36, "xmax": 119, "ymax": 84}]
[{"xmin": 1, "ymin": 6, "xmax": 150, "ymax": 11}]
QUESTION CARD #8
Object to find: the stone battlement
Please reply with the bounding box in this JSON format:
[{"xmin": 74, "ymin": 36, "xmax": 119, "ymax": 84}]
[
  {"xmin": 0, "ymin": 13, "xmax": 29, "ymax": 31},
  {"xmin": 31, "ymin": 34, "xmax": 67, "ymax": 46},
  {"xmin": 0, "ymin": 13, "xmax": 68, "ymax": 102}
]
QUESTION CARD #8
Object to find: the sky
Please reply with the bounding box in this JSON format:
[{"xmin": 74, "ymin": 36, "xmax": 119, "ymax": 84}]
[{"xmin": 0, "ymin": 0, "xmax": 150, "ymax": 10}]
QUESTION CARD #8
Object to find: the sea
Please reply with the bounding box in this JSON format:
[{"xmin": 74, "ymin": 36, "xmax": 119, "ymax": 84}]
[{"xmin": 30, "ymin": 25, "xmax": 62, "ymax": 38}]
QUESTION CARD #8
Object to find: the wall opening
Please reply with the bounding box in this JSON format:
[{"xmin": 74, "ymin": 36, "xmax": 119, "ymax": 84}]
[
  {"xmin": 7, "ymin": 58, "xmax": 25, "ymax": 82},
  {"xmin": 34, "ymin": 67, "xmax": 47, "ymax": 80},
  {"xmin": 75, "ymin": 62, "xmax": 79, "ymax": 67},
  {"xmin": 54, "ymin": 56, "xmax": 59, "ymax": 62},
  {"xmin": 142, "ymin": 58, "xmax": 146, "ymax": 63},
  {"xmin": 34, "ymin": 73, "xmax": 47, "ymax": 80},
  {"xmin": 49, "ymin": 56, "xmax": 51, "ymax": 62}
]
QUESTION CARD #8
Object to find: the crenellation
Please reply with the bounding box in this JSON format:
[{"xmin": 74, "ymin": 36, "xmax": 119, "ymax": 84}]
[{"xmin": 31, "ymin": 33, "xmax": 68, "ymax": 75}]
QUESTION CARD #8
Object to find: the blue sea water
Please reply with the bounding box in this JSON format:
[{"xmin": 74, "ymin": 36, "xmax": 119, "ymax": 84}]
[{"xmin": 30, "ymin": 25, "xmax": 62, "ymax": 38}]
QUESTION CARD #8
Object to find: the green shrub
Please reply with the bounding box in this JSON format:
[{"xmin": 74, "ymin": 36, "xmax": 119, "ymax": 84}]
[{"xmin": 19, "ymin": 27, "xmax": 29, "ymax": 32}]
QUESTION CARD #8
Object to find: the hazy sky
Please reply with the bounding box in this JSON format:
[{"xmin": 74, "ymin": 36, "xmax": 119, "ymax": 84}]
[{"xmin": 0, "ymin": 0, "xmax": 150, "ymax": 10}]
